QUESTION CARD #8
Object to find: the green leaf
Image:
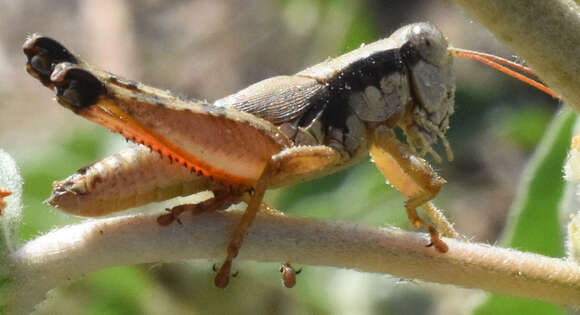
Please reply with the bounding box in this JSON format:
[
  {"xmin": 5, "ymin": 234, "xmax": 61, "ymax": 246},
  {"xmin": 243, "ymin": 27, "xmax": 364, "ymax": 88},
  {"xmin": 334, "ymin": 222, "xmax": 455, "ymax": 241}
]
[
  {"xmin": 474, "ymin": 108, "xmax": 576, "ymax": 315},
  {"xmin": 83, "ymin": 267, "xmax": 150, "ymax": 315},
  {"xmin": 475, "ymin": 296, "xmax": 565, "ymax": 315},
  {"xmin": 501, "ymin": 108, "xmax": 575, "ymax": 255}
]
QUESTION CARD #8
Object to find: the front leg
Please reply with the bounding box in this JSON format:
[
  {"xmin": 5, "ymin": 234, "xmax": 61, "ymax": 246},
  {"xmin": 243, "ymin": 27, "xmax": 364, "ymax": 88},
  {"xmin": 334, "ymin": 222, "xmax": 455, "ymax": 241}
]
[{"xmin": 369, "ymin": 125, "xmax": 457, "ymax": 252}]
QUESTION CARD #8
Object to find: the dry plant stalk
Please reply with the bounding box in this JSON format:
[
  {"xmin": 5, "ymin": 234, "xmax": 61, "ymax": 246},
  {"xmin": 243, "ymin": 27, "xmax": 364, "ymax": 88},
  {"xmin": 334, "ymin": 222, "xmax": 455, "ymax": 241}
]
[{"xmin": 8, "ymin": 211, "xmax": 580, "ymax": 310}]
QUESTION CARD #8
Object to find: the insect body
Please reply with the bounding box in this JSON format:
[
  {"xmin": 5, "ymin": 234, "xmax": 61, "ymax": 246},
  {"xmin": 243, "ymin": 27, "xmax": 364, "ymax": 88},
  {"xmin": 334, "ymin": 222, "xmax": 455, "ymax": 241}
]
[
  {"xmin": 280, "ymin": 263, "xmax": 302, "ymax": 288},
  {"xmin": 24, "ymin": 22, "xmax": 461, "ymax": 287}
]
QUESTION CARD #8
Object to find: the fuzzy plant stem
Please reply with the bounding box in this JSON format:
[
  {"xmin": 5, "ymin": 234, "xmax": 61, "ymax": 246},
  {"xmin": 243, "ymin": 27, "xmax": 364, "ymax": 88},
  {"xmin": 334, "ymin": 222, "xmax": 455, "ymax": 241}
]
[
  {"xmin": 8, "ymin": 210, "xmax": 580, "ymax": 313},
  {"xmin": 450, "ymin": 0, "xmax": 580, "ymax": 110}
]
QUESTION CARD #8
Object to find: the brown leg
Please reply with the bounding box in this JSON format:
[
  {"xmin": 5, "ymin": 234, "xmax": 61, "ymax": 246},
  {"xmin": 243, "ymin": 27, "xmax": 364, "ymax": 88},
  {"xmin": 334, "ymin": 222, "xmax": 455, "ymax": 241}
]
[
  {"xmin": 156, "ymin": 189, "xmax": 243, "ymax": 226},
  {"xmin": 214, "ymin": 162, "xmax": 274, "ymax": 288},
  {"xmin": 369, "ymin": 125, "xmax": 456, "ymax": 252},
  {"xmin": 405, "ymin": 191, "xmax": 449, "ymax": 253},
  {"xmin": 212, "ymin": 145, "xmax": 348, "ymax": 287}
]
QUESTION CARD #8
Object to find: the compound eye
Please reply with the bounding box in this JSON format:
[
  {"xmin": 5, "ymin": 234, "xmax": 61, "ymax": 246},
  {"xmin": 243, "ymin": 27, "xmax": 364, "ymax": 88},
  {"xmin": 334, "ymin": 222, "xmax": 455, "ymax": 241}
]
[{"xmin": 407, "ymin": 23, "xmax": 449, "ymax": 66}]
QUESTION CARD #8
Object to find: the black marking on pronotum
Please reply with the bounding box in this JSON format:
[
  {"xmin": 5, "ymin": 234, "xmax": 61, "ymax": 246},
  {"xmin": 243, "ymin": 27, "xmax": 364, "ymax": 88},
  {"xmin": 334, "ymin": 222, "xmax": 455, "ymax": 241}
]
[
  {"xmin": 297, "ymin": 49, "xmax": 407, "ymax": 151},
  {"xmin": 399, "ymin": 41, "xmax": 423, "ymax": 66},
  {"xmin": 328, "ymin": 49, "xmax": 404, "ymax": 93}
]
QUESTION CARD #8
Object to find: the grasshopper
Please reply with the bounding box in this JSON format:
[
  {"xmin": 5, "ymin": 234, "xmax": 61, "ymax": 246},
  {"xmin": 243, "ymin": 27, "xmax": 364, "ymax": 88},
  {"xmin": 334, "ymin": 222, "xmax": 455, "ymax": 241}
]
[{"xmin": 23, "ymin": 22, "xmax": 556, "ymax": 287}]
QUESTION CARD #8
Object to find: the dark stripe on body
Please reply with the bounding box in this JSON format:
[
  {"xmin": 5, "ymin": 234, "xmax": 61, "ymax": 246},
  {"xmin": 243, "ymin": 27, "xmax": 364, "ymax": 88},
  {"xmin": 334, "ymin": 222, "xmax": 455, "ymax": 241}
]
[{"xmin": 300, "ymin": 48, "xmax": 405, "ymax": 131}]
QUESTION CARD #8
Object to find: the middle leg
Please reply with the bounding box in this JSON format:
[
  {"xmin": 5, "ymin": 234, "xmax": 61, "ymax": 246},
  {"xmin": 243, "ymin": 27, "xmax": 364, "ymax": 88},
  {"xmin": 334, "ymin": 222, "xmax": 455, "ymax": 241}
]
[
  {"xmin": 214, "ymin": 145, "xmax": 348, "ymax": 287},
  {"xmin": 214, "ymin": 161, "xmax": 275, "ymax": 288}
]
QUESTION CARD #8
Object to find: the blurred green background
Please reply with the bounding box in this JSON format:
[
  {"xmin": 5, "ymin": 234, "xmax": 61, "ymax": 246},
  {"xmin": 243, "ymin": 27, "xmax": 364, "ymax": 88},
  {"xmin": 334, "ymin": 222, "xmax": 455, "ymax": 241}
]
[{"xmin": 0, "ymin": 0, "xmax": 571, "ymax": 314}]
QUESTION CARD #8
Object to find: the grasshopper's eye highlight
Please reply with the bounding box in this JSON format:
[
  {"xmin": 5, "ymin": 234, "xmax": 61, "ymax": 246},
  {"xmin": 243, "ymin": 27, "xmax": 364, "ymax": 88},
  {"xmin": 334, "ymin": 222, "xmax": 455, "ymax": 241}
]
[{"xmin": 408, "ymin": 24, "xmax": 450, "ymax": 67}]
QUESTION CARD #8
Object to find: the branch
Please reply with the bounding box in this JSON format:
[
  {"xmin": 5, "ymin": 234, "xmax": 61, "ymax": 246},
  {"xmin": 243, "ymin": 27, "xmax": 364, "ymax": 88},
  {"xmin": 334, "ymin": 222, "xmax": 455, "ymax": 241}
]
[
  {"xmin": 450, "ymin": 0, "xmax": 580, "ymax": 110},
  {"xmin": 8, "ymin": 210, "xmax": 580, "ymax": 313}
]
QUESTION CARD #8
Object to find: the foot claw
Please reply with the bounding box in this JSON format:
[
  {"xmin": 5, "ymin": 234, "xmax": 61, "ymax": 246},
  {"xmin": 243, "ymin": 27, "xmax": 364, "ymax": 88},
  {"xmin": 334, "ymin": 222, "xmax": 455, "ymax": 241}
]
[
  {"xmin": 214, "ymin": 261, "xmax": 232, "ymax": 288},
  {"xmin": 427, "ymin": 226, "xmax": 448, "ymax": 253},
  {"xmin": 432, "ymin": 240, "xmax": 449, "ymax": 253}
]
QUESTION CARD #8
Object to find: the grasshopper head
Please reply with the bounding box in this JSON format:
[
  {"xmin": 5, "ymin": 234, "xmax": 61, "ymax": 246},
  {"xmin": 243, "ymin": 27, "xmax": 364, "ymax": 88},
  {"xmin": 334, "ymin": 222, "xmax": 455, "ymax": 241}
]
[{"xmin": 396, "ymin": 23, "xmax": 455, "ymax": 161}]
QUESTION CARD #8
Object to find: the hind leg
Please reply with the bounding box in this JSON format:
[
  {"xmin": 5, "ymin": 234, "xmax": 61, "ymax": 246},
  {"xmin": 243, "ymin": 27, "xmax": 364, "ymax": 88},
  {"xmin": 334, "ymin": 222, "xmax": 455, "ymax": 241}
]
[{"xmin": 214, "ymin": 162, "xmax": 274, "ymax": 288}]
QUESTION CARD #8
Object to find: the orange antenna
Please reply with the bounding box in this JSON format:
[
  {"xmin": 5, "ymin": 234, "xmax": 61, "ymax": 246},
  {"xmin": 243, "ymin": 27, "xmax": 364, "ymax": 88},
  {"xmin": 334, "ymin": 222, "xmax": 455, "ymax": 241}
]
[{"xmin": 448, "ymin": 47, "xmax": 560, "ymax": 100}]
